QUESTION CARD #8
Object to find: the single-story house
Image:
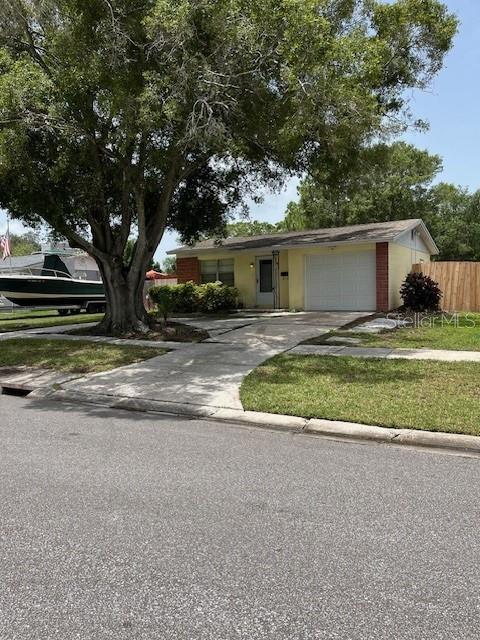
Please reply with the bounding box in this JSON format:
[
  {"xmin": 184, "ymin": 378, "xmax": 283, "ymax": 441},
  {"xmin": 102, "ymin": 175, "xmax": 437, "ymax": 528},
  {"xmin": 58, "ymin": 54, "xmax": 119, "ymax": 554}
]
[{"xmin": 168, "ymin": 219, "xmax": 437, "ymax": 312}]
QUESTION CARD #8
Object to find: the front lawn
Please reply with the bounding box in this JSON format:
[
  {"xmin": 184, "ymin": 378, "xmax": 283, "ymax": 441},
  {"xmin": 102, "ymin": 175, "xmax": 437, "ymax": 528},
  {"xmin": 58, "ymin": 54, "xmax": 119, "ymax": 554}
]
[
  {"xmin": 0, "ymin": 339, "xmax": 166, "ymax": 374},
  {"xmin": 308, "ymin": 312, "xmax": 480, "ymax": 351},
  {"xmin": 240, "ymin": 354, "xmax": 480, "ymax": 436},
  {"xmin": 0, "ymin": 310, "xmax": 104, "ymax": 333}
]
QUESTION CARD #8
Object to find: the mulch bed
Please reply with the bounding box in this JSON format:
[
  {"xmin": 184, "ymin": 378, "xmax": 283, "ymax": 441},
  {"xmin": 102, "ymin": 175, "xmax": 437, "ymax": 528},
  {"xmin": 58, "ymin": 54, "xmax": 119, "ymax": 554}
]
[{"xmin": 69, "ymin": 321, "xmax": 209, "ymax": 343}]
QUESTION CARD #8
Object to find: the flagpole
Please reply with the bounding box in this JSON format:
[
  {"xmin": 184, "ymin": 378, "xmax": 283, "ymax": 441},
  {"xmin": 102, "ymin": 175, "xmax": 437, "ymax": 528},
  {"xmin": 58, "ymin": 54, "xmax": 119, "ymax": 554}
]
[{"xmin": 7, "ymin": 214, "xmax": 12, "ymax": 273}]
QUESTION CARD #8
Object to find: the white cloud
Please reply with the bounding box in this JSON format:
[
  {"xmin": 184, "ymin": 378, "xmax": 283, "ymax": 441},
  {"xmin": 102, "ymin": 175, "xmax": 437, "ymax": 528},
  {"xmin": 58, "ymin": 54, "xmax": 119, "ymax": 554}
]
[{"xmin": 0, "ymin": 210, "xmax": 33, "ymax": 236}]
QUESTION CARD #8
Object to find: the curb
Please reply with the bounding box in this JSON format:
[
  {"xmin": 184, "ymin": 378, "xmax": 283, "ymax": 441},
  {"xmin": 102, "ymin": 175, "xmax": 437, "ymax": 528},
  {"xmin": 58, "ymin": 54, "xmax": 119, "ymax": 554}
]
[
  {"xmin": 305, "ymin": 419, "xmax": 480, "ymax": 454},
  {"xmin": 28, "ymin": 388, "xmax": 480, "ymax": 455}
]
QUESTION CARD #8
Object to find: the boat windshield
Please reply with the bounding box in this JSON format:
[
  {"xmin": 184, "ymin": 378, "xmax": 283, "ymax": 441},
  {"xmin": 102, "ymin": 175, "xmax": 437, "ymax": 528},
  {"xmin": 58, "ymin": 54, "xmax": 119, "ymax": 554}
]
[{"xmin": 42, "ymin": 254, "xmax": 72, "ymax": 277}]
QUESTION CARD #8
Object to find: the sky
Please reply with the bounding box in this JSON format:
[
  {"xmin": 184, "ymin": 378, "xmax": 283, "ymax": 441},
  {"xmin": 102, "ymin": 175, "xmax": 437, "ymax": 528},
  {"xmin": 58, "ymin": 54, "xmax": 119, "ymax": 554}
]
[{"xmin": 1, "ymin": 0, "xmax": 478, "ymax": 265}]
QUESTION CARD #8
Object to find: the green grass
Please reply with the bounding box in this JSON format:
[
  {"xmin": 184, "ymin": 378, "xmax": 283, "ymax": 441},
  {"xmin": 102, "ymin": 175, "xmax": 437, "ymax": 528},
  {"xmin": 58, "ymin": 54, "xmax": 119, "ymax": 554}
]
[
  {"xmin": 0, "ymin": 339, "xmax": 165, "ymax": 374},
  {"xmin": 308, "ymin": 312, "xmax": 480, "ymax": 351},
  {"xmin": 0, "ymin": 310, "xmax": 104, "ymax": 332},
  {"xmin": 241, "ymin": 354, "xmax": 480, "ymax": 436},
  {"xmin": 0, "ymin": 309, "xmax": 55, "ymax": 320}
]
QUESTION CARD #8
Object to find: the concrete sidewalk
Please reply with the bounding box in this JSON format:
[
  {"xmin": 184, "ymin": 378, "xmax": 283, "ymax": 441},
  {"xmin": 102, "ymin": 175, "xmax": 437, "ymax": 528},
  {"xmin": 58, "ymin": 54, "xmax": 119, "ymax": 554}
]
[
  {"xmin": 9, "ymin": 310, "xmax": 480, "ymax": 457},
  {"xmin": 290, "ymin": 344, "xmax": 480, "ymax": 362},
  {"xmin": 58, "ymin": 312, "xmax": 365, "ymax": 410}
]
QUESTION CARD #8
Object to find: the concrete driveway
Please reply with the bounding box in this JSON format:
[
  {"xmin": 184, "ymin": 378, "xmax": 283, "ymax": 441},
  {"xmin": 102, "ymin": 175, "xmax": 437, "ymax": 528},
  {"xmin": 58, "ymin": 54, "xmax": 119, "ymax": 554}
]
[{"xmin": 64, "ymin": 312, "xmax": 367, "ymax": 410}]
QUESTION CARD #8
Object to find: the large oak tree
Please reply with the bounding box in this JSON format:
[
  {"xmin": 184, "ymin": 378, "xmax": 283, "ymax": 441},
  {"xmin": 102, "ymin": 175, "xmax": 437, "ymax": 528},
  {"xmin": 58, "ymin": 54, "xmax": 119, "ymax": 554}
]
[{"xmin": 0, "ymin": 0, "xmax": 456, "ymax": 333}]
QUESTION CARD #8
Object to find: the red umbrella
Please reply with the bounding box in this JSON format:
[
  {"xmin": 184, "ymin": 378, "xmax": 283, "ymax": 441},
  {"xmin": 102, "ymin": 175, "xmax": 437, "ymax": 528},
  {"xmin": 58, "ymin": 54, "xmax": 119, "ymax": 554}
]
[
  {"xmin": 146, "ymin": 270, "xmax": 163, "ymax": 280},
  {"xmin": 146, "ymin": 270, "xmax": 175, "ymax": 280}
]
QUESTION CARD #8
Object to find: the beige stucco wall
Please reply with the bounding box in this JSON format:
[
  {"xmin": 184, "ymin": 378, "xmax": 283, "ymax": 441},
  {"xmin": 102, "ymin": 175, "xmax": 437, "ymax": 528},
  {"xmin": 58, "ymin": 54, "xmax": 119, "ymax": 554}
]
[
  {"xmin": 191, "ymin": 251, "xmax": 256, "ymax": 307},
  {"xmin": 192, "ymin": 250, "xmax": 290, "ymax": 308},
  {"xmin": 235, "ymin": 251, "xmax": 289, "ymax": 308},
  {"xmin": 182, "ymin": 238, "xmax": 432, "ymax": 311},
  {"xmin": 287, "ymin": 243, "xmax": 377, "ymax": 310},
  {"xmin": 388, "ymin": 242, "xmax": 431, "ymax": 309},
  {"xmin": 234, "ymin": 253, "xmax": 257, "ymax": 307}
]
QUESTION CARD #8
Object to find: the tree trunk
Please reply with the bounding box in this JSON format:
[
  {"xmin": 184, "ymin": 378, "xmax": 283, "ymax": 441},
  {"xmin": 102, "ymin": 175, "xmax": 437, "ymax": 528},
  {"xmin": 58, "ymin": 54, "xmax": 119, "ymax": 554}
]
[
  {"xmin": 96, "ymin": 258, "xmax": 151, "ymax": 335},
  {"xmin": 81, "ymin": 162, "xmax": 177, "ymax": 336}
]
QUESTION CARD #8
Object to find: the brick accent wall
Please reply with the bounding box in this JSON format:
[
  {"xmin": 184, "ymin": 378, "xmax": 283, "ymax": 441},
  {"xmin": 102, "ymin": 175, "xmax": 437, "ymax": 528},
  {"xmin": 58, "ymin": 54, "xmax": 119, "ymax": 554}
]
[
  {"xmin": 376, "ymin": 242, "xmax": 389, "ymax": 312},
  {"xmin": 176, "ymin": 257, "xmax": 201, "ymax": 284}
]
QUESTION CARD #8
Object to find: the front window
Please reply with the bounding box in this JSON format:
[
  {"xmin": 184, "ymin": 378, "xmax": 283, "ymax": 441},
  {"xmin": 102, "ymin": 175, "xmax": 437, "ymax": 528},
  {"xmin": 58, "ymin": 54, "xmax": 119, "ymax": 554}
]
[{"xmin": 200, "ymin": 259, "xmax": 234, "ymax": 286}]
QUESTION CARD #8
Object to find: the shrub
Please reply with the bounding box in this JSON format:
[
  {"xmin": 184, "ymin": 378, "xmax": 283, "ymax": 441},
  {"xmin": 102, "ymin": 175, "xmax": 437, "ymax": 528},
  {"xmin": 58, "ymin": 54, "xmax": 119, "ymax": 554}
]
[
  {"xmin": 400, "ymin": 271, "xmax": 443, "ymax": 312},
  {"xmin": 149, "ymin": 281, "xmax": 238, "ymax": 317},
  {"xmin": 197, "ymin": 282, "xmax": 238, "ymax": 313},
  {"xmin": 149, "ymin": 285, "xmax": 177, "ymax": 325},
  {"xmin": 170, "ymin": 281, "xmax": 198, "ymax": 313}
]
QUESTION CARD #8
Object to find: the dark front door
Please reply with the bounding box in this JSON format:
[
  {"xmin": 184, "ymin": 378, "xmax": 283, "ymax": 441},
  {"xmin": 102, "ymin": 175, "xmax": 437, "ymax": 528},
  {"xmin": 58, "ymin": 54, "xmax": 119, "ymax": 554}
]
[{"xmin": 256, "ymin": 257, "xmax": 274, "ymax": 306}]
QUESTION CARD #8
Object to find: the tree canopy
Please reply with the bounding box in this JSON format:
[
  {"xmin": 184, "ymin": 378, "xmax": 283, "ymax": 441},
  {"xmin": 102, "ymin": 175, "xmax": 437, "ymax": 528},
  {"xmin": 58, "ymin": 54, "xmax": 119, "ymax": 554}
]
[{"xmin": 0, "ymin": 0, "xmax": 457, "ymax": 332}]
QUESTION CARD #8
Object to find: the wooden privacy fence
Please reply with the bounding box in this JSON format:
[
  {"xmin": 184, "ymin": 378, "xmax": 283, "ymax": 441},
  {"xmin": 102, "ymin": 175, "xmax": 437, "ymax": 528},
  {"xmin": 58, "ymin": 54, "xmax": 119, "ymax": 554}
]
[{"xmin": 412, "ymin": 262, "xmax": 480, "ymax": 311}]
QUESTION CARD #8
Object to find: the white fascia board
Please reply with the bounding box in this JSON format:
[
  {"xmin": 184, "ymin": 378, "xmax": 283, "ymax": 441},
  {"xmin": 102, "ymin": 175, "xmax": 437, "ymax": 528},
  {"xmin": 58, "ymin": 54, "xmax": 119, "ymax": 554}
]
[
  {"xmin": 391, "ymin": 220, "xmax": 439, "ymax": 255},
  {"xmin": 268, "ymin": 238, "xmax": 387, "ymax": 251},
  {"xmin": 168, "ymin": 246, "xmax": 235, "ymax": 256}
]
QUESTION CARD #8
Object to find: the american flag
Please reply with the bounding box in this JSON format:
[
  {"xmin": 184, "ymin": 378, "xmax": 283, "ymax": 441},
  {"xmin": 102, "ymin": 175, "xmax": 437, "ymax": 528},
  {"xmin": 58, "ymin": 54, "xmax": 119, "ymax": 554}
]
[{"xmin": 1, "ymin": 231, "xmax": 11, "ymax": 260}]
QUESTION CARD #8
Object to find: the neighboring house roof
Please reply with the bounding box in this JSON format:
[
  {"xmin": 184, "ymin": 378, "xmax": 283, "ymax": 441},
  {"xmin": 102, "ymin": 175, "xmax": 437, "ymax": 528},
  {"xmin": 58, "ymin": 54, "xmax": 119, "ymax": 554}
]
[{"xmin": 169, "ymin": 219, "xmax": 438, "ymax": 256}]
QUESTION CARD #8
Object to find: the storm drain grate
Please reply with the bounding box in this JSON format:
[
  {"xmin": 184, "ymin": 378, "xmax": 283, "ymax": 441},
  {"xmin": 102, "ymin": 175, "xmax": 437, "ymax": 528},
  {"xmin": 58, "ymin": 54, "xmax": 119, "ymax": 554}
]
[{"xmin": 1, "ymin": 385, "xmax": 32, "ymax": 397}]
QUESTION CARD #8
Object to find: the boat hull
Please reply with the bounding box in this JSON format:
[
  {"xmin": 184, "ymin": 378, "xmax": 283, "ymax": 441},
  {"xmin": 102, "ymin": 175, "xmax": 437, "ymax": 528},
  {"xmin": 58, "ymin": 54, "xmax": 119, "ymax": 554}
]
[{"xmin": 0, "ymin": 276, "xmax": 105, "ymax": 308}]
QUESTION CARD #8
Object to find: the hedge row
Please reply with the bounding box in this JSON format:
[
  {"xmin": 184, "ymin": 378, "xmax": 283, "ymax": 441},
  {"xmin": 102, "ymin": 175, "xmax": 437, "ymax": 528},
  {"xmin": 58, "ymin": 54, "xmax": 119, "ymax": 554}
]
[{"xmin": 149, "ymin": 281, "xmax": 238, "ymax": 320}]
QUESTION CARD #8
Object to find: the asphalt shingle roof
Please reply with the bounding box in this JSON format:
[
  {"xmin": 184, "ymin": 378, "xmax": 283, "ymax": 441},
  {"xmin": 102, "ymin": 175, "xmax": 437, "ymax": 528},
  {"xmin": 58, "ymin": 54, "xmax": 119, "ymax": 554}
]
[{"xmin": 169, "ymin": 219, "xmax": 435, "ymax": 254}]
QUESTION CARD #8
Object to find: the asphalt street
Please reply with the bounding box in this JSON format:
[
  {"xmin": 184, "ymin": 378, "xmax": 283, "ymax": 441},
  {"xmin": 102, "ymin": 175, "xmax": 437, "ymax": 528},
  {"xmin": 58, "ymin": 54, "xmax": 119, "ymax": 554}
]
[{"xmin": 1, "ymin": 394, "xmax": 479, "ymax": 639}]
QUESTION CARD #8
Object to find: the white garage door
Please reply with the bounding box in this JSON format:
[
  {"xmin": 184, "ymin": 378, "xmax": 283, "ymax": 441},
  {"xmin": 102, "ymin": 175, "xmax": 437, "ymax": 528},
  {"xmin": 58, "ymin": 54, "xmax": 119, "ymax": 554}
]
[{"xmin": 305, "ymin": 251, "xmax": 376, "ymax": 311}]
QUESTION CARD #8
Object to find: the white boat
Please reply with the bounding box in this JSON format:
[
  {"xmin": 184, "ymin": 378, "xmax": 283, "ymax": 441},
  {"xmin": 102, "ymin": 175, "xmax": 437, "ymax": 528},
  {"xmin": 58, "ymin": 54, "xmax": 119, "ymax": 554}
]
[{"xmin": 0, "ymin": 253, "xmax": 106, "ymax": 314}]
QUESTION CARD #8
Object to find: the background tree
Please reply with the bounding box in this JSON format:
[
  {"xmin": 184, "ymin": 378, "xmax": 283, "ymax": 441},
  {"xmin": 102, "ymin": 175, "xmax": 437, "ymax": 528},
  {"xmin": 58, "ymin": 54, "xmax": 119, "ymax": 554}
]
[
  {"xmin": 9, "ymin": 231, "xmax": 41, "ymax": 256},
  {"xmin": 225, "ymin": 221, "xmax": 279, "ymax": 237},
  {"xmin": 281, "ymin": 142, "xmax": 443, "ymax": 230},
  {"xmin": 465, "ymin": 190, "xmax": 480, "ymax": 260},
  {"xmin": 427, "ymin": 183, "xmax": 480, "ymax": 260},
  {"xmin": 161, "ymin": 256, "xmax": 176, "ymax": 274},
  {"xmin": 0, "ymin": 0, "xmax": 457, "ymax": 333}
]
